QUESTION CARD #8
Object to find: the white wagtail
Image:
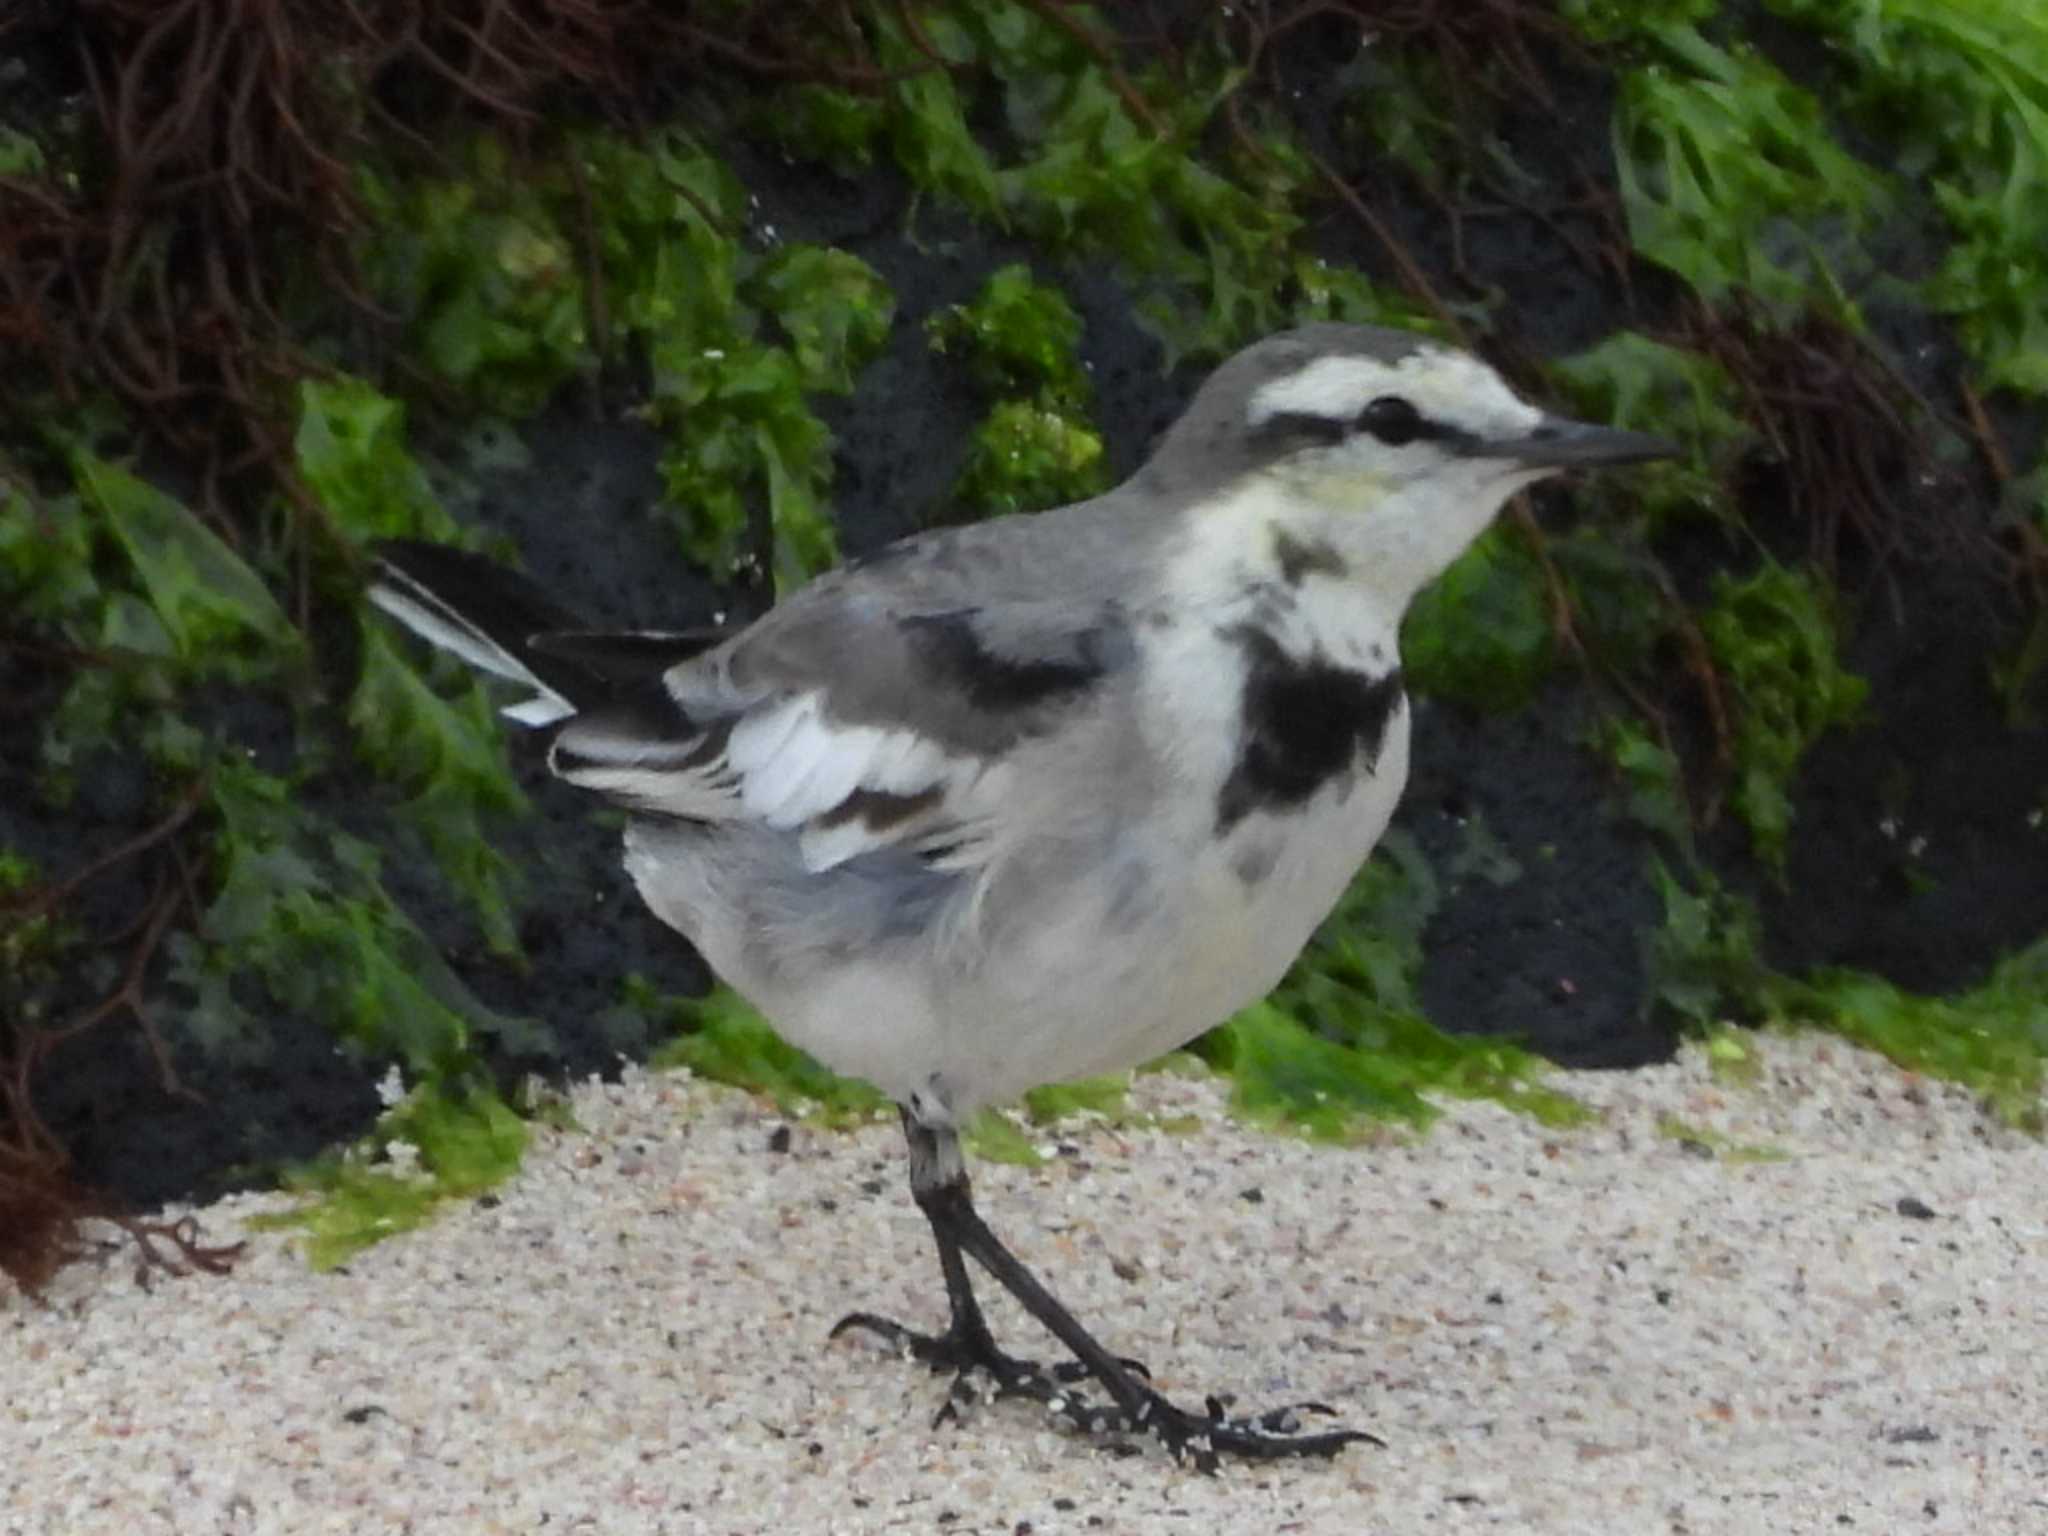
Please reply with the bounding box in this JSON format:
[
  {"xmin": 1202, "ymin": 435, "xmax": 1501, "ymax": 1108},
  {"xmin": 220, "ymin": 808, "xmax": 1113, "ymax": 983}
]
[{"xmin": 368, "ymin": 323, "xmax": 1675, "ymax": 1469}]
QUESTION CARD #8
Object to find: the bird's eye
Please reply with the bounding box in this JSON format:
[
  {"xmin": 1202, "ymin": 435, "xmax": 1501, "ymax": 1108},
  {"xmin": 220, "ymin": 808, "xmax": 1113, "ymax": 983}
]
[{"xmin": 1357, "ymin": 395, "xmax": 1428, "ymax": 447}]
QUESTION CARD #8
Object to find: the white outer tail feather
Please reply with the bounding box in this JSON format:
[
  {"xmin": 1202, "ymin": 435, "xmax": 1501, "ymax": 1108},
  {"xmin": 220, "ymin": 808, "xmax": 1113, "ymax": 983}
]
[{"xmin": 365, "ymin": 572, "xmax": 577, "ymax": 727}]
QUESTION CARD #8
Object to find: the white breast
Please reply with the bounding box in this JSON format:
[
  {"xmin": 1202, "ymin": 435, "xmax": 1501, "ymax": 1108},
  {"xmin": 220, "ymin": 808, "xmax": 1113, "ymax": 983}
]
[
  {"xmin": 1075, "ymin": 697, "xmax": 1412, "ymax": 1078},
  {"xmin": 912, "ymin": 620, "xmax": 1414, "ymax": 1111}
]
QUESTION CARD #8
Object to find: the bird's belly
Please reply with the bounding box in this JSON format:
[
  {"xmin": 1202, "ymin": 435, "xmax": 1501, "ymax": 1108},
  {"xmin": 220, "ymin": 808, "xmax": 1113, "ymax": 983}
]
[
  {"xmin": 956, "ymin": 721, "xmax": 1412, "ymax": 1104},
  {"xmin": 627, "ymin": 719, "xmax": 1410, "ymax": 1118}
]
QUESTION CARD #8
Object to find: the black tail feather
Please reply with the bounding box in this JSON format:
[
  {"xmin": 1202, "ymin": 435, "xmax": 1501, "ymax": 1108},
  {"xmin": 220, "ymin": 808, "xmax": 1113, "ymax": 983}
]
[{"xmin": 368, "ymin": 540, "xmax": 734, "ymax": 716}]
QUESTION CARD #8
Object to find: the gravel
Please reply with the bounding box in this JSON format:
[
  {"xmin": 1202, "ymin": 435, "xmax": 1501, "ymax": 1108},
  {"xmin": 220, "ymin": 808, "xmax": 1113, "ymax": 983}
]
[{"xmin": 7, "ymin": 1033, "xmax": 2045, "ymax": 1535}]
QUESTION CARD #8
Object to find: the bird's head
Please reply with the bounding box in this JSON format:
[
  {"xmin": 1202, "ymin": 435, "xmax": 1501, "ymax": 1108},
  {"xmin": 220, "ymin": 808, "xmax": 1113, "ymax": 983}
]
[{"xmin": 1146, "ymin": 324, "xmax": 1677, "ymax": 604}]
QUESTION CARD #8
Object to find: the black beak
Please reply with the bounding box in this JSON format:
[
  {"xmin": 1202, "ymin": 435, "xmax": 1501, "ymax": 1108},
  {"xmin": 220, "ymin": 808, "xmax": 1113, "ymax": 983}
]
[{"xmin": 1476, "ymin": 415, "xmax": 1681, "ymax": 468}]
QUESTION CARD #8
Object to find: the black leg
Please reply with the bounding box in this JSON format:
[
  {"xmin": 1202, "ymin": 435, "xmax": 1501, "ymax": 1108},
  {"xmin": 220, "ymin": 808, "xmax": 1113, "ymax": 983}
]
[
  {"xmin": 833, "ymin": 1110, "xmax": 1381, "ymax": 1470},
  {"xmin": 833, "ymin": 1112, "xmax": 1108, "ymax": 1417}
]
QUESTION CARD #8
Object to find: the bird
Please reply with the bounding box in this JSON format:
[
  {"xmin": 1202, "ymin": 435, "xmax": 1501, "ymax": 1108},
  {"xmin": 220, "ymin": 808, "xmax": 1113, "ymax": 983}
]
[{"xmin": 366, "ymin": 322, "xmax": 1676, "ymax": 1470}]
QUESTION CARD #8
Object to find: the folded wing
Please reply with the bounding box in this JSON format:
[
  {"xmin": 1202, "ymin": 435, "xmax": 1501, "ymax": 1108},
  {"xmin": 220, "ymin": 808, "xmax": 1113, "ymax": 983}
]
[
  {"xmin": 551, "ymin": 594, "xmax": 1130, "ymax": 872},
  {"xmin": 369, "ymin": 535, "xmax": 1133, "ymax": 877}
]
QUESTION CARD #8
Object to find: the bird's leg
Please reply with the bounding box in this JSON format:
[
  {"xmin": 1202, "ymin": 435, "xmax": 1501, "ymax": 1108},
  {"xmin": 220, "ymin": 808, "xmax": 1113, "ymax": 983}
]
[
  {"xmin": 833, "ymin": 1111, "xmax": 1110, "ymax": 1415},
  {"xmin": 835, "ymin": 1112, "xmax": 1381, "ymax": 1470}
]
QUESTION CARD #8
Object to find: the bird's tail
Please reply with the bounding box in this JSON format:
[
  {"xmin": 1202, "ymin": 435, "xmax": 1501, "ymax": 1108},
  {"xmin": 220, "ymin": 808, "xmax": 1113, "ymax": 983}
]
[{"xmin": 365, "ymin": 541, "xmax": 726, "ymax": 727}]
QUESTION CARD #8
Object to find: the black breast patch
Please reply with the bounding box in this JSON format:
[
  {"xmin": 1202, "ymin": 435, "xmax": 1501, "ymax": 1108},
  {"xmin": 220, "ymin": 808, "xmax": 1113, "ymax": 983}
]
[{"xmin": 1215, "ymin": 627, "xmax": 1404, "ymax": 834}]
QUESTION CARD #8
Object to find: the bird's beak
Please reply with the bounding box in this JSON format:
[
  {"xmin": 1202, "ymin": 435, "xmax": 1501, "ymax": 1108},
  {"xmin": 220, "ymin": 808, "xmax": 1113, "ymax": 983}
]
[{"xmin": 1476, "ymin": 415, "xmax": 1682, "ymax": 469}]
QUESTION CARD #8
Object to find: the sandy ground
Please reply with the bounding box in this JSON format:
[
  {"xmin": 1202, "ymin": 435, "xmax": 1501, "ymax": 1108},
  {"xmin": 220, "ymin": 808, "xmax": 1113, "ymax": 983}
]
[{"xmin": 6, "ymin": 1033, "xmax": 2046, "ymax": 1536}]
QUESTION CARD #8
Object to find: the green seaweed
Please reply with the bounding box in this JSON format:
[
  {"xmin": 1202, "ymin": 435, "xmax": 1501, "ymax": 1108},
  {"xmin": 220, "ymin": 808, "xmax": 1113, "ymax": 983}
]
[
  {"xmin": 0, "ymin": 126, "xmax": 45, "ymax": 178},
  {"xmin": 592, "ymin": 131, "xmax": 892, "ymax": 591},
  {"xmin": 1642, "ymin": 860, "xmax": 2044, "ymax": 1128},
  {"xmin": 251, "ymin": 1077, "xmax": 528, "ymax": 1270},
  {"xmin": 1644, "ymin": 862, "xmax": 1770, "ymax": 1027},
  {"xmin": 1703, "ymin": 1025, "xmax": 1764, "ymax": 1086},
  {"xmin": 927, "ymin": 264, "xmax": 1092, "ymax": 404},
  {"xmin": 648, "ymin": 984, "xmax": 890, "ymax": 1127},
  {"xmin": 179, "ymin": 763, "xmax": 551, "ymax": 1077},
  {"xmin": 294, "ymin": 377, "xmax": 462, "ymax": 544},
  {"xmin": 1402, "ymin": 525, "xmax": 1556, "ymax": 712},
  {"xmin": 1597, "ymin": 718, "xmax": 1696, "ymax": 855},
  {"xmin": 1578, "ymin": 15, "xmax": 1891, "ymax": 314},
  {"xmin": 764, "ymin": 83, "xmax": 889, "ymax": 173},
  {"xmin": 348, "ymin": 626, "xmax": 530, "ymax": 955},
  {"xmin": 769, "ymin": 1, "xmax": 1390, "ymax": 361},
  {"xmin": 1200, "ymin": 834, "xmax": 1589, "ymax": 1136},
  {"xmin": 931, "ymin": 265, "xmax": 1107, "ymax": 515},
  {"xmin": 1551, "ymin": 331, "xmax": 1752, "ymax": 529},
  {"xmin": 351, "ymin": 130, "xmax": 894, "ymax": 592},
  {"xmin": 1700, "ymin": 561, "xmax": 1869, "ymax": 871},
  {"xmin": 0, "ymin": 849, "xmax": 65, "ymax": 1030},
  {"xmin": 950, "ymin": 399, "xmax": 1108, "ymax": 518},
  {"xmin": 355, "ymin": 138, "xmax": 589, "ymax": 419},
  {"xmin": 72, "ymin": 450, "xmax": 300, "ymax": 675},
  {"xmin": 642, "ymin": 979, "xmax": 1133, "ymax": 1163},
  {"xmin": 1, "ymin": 470, "xmax": 102, "ymax": 637},
  {"xmin": 8, "ymin": 448, "xmax": 308, "ymax": 802},
  {"xmin": 1765, "ymin": 0, "xmax": 2048, "ymax": 395},
  {"xmin": 1653, "ymin": 1113, "xmax": 1787, "ymax": 1163},
  {"xmin": 1767, "ymin": 945, "xmax": 2048, "ymax": 1130}
]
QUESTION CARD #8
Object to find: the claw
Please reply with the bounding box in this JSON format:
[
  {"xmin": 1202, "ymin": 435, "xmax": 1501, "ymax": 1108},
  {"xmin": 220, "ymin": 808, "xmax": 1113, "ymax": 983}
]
[{"xmin": 829, "ymin": 1311, "xmax": 920, "ymax": 1352}]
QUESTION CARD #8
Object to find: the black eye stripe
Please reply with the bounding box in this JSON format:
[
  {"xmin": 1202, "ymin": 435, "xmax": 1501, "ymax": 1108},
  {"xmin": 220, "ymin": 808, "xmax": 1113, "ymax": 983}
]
[
  {"xmin": 1252, "ymin": 397, "xmax": 1470, "ymax": 453},
  {"xmin": 1252, "ymin": 410, "xmax": 1349, "ymax": 448}
]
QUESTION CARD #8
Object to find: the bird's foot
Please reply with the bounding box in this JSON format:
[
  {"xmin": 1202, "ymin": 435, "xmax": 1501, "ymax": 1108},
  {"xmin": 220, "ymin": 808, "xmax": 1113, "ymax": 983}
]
[
  {"xmin": 831, "ymin": 1311, "xmax": 1376, "ymax": 1469},
  {"xmin": 831, "ymin": 1309, "xmax": 1144, "ymax": 1423},
  {"xmin": 1105, "ymin": 1388, "xmax": 1384, "ymax": 1472}
]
